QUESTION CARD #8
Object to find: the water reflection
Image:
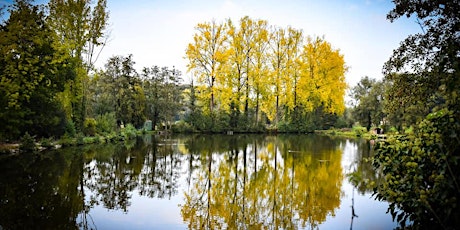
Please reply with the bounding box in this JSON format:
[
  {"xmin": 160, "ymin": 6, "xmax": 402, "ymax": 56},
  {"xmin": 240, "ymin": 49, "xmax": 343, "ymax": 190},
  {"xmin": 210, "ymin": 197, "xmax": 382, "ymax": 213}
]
[
  {"xmin": 0, "ymin": 134, "xmax": 393, "ymax": 229},
  {"xmin": 180, "ymin": 135, "xmax": 343, "ymax": 229}
]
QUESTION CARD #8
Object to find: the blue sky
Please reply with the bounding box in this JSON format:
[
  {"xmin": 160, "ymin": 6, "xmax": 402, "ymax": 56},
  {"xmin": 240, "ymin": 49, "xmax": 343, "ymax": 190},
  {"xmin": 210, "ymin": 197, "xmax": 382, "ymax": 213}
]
[{"xmin": 1, "ymin": 0, "xmax": 421, "ymax": 88}]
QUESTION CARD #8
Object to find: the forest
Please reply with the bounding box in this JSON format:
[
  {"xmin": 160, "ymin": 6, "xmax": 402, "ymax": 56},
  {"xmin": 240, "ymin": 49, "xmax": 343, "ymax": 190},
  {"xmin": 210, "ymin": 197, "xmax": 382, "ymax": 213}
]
[{"xmin": 0, "ymin": 0, "xmax": 459, "ymax": 229}]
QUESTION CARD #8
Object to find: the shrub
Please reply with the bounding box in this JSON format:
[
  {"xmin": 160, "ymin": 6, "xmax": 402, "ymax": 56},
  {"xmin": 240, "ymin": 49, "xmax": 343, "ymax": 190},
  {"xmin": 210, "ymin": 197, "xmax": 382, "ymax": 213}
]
[
  {"xmin": 40, "ymin": 137, "xmax": 54, "ymax": 149},
  {"xmin": 121, "ymin": 123, "xmax": 137, "ymax": 140},
  {"xmin": 83, "ymin": 118, "xmax": 97, "ymax": 136},
  {"xmin": 59, "ymin": 133, "xmax": 75, "ymax": 147},
  {"xmin": 172, "ymin": 120, "xmax": 193, "ymax": 133},
  {"xmin": 373, "ymin": 109, "xmax": 460, "ymax": 229},
  {"xmin": 96, "ymin": 112, "xmax": 117, "ymax": 134},
  {"xmin": 76, "ymin": 133, "xmax": 85, "ymax": 145},
  {"xmin": 352, "ymin": 125, "xmax": 367, "ymax": 137},
  {"xmin": 65, "ymin": 120, "xmax": 76, "ymax": 138},
  {"xmin": 19, "ymin": 132, "xmax": 36, "ymax": 152}
]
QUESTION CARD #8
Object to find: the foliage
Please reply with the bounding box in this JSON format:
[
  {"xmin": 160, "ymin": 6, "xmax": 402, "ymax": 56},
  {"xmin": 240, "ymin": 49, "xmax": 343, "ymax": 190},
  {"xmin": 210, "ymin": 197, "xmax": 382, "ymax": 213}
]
[
  {"xmin": 48, "ymin": 0, "xmax": 109, "ymax": 130},
  {"xmin": 120, "ymin": 124, "xmax": 137, "ymax": 140},
  {"xmin": 64, "ymin": 120, "xmax": 76, "ymax": 138},
  {"xmin": 0, "ymin": 0, "xmax": 67, "ymax": 140},
  {"xmin": 373, "ymin": 109, "xmax": 460, "ymax": 229},
  {"xmin": 19, "ymin": 132, "xmax": 36, "ymax": 153},
  {"xmin": 40, "ymin": 137, "xmax": 54, "ymax": 149},
  {"xmin": 142, "ymin": 66, "xmax": 183, "ymax": 130},
  {"xmin": 350, "ymin": 76, "xmax": 385, "ymax": 132},
  {"xmin": 352, "ymin": 125, "xmax": 367, "ymax": 137},
  {"xmin": 370, "ymin": 1, "xmax": 460, "ymax": 229},
  {"xmin": 76, "ymin": 133, "xmax": 85, "ymax": 145},
  {"xmin": 171, "ymin": 120, "xmax": 194, "ymax": 133},
  {"xmin": 95, "ymin": 112, "xmax": 117, "ymax": 134},
  {"xmin": 185, "ymin": 17, "xmax": 347, "ymax": 130},
  {"xmin": 83, "ymin": 118, "xmax": 97, "ymax": 136}
]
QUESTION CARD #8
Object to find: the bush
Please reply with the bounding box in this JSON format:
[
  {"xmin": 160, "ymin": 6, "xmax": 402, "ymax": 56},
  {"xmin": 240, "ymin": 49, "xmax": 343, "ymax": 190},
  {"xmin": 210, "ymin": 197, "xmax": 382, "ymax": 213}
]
[
  {"xmin": 372, "ymin": 109, "xmax": 460, "ymax": 229},
  {"xmin": 172, "ymin": 120, "xmax": 194, "ymax": 133},
  {"xmin": 65, "ymin": 120, "xmax": 76, "ymax": 138},
  {"xmin": 40, "ymin": 137, "xmax": 54, "ymax": 149},
  {"xmin": 352, "ymin": 125, "xmax": 367, "ymax": 137},
  {"xmin": 83, "ymin": 118, "xmax": 97, "ymax": 136},
  {"xmin": 59, "ymin": 133, "xmax": 75, "ymax": 147},
  {"xmin": 19, "ymin": 132, "xmax": 36, "ymax": 152},
  {"xmin": 96, "ymin": 112, "xmax": 117, "ymax": 134},
  {"xmin": 121, "ymin": 123, "xmax": 137, "ymax": 140},
  {"xmin": 76, "ymin": 133, "xmax": 85, "ymax": 145}
]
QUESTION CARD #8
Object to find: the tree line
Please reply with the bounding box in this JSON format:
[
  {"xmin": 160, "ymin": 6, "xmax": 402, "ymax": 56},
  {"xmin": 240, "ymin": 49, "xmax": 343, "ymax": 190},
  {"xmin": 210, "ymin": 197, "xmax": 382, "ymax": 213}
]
[
  {"xmin": 0, "ymin": 0, "xmax": 185, "ymax": 141},
  {"xmin": 0, "ymin": 1, "xmax": 349, "ymax": 141}
]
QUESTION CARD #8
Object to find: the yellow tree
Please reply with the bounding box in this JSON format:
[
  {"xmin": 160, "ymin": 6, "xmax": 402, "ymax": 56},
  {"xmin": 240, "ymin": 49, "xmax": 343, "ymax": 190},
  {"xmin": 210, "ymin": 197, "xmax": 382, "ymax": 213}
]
[
  {"xmin": 186, "ymin": 20, "xmax": 229, "ymax": 113},
  {"xmin": 226, "ymin": 19, "xmax": 245, "ymax": 118},
  {"xmin": 249, "ymin": 19, "xmax": 270, "ymax": 125},
  {"xmin": 265, "ymin": 27, "xmax": 288, "ymax": 123},
  {"xmin": 299, "ymin": 36, "xmax": 347, "ymax": 115},
  {"xmin": 284, "ymin": 27, "xmax": 304, "ymax": 115},
  {"xmin": 239, "ymin": 16, "xmax": 257, "ymax": 117}
]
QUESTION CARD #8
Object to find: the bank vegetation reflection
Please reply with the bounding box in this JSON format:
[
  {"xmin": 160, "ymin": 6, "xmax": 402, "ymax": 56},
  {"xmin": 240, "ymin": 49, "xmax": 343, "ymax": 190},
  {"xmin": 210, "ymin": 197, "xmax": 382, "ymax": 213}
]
[{"xmin": 180, "ymin": 135, "xmax": 343, "ymax": 229}]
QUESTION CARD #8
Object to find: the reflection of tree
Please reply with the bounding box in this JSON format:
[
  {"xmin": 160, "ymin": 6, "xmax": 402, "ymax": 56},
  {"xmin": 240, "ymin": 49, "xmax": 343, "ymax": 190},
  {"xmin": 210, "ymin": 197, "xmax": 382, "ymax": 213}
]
[
  {"xmin": 0, "ymin": 135, "xmax": 185, "ymax": 229},
  {"xmin": 138, "ymin": 137, "xmax": 183, "ymax": 199},
  {"xmin": 347, "ymin": 139, "xmax": 384, "ymax": 194},
  {"xmin": 180, "ymin": 134, "xmax": 343, "ymax": 229},
  {"xmin": 0, "ymin": 150, "xmax": 84, "ymax": 229}
]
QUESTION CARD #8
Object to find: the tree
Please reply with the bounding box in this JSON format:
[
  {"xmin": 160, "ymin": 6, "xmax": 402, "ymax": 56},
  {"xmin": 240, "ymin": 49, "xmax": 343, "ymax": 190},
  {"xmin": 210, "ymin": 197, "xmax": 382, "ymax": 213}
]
[
  {"xmin": 372, "ymin": 0, "xmax": 460, "ymax": 228},
  {"xmin": 266, "ymin": 26, "xmax": 287, "ymax": 124},
  {"xmin": 48, "ymin": 0, "xmax": 109, "ymax": 130},
  {"xmin": 250, "ymin": 19, "xmax": 270, "ymax": 126},
  {"xmin": 185, "ymin": 18, "xmax": 347, "ymax": 132},
  {"xmin": 0, "ymin": 0, "xmax": 68, "ymax": 139},
  {"xmin": 142, "ymin": 66, "xmax": 182, "ymax": 130},
  {"xmin": 102, "ymin": 55, "xmax": 145, "ymax": 128},
  {"xmin": 186, "ymin": 20, "xmax": 229, "ymax": 114},
  {"xmin": 350, "ymin": 76, "xmax": 385, "ymax": 131}
]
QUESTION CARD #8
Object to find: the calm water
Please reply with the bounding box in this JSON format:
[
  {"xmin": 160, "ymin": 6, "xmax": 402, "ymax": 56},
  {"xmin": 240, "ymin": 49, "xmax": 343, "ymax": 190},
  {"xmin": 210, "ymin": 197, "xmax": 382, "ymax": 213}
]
[{"xmin": 0, "ymin": 134, "xmax": 396, "ymax": 229}]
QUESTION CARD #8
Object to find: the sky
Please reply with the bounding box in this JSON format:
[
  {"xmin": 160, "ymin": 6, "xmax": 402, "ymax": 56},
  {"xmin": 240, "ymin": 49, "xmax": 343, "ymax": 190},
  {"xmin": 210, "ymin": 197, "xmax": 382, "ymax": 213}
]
[{"xmin": 1, "ymin": 0, "xmax": 421, "ymax": 88}]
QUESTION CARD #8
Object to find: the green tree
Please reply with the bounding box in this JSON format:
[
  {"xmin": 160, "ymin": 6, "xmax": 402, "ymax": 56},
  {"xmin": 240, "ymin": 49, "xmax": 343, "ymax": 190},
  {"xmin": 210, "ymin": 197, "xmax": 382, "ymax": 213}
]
[
  {"xmin": 350, "ymin": 76, "xmax": 385, "ymax": 131},
  {"xmin": 48, "ymin": 0, "xmax": 109, "ymax": 131},
  {"xmin": 142, "ymin": 66, "xmax": 182, "ymax": 130},
  {"xmin": 0, "ymin": 0, "xmax": 68, "ymax": 140},
  {"xmin": 372, "ymin": 0, "xmax": 460, "ymax": 229},
  {"xmin": 103, "ymin": 55, "xmax": 145, "ymax": 128}
]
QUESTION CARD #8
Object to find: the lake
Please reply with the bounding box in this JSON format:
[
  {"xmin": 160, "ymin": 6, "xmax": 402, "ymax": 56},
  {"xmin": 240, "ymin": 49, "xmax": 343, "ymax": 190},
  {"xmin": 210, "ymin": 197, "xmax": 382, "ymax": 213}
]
[{"xmin": 0, "ymin": 134, "xmax": 396, "ymax": 229}]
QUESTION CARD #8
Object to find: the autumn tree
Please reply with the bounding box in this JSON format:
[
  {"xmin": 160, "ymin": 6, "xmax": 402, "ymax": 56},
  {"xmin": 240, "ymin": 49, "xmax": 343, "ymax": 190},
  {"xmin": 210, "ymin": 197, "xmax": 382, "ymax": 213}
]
[
  {"xmin": 185, "ymin": 17, "xmax": 347, "ymax": 132},
  {"xmin": 185, "ymin": 20, "xmax": 229, "ymax": 114},
  {"xmin": 266, "ymin": 26, "xmax": 287, "ymax": 124},
  {"xmin": 250, "ymin": 19, "xmax": 270, "ymax": 126}
]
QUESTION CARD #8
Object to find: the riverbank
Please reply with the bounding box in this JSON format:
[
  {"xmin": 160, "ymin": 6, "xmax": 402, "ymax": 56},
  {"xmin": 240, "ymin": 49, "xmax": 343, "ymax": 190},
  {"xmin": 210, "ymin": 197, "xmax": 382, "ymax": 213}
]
[{"xmin": 314, "ymin": 128, "xmax": 387, "ymax": 140}]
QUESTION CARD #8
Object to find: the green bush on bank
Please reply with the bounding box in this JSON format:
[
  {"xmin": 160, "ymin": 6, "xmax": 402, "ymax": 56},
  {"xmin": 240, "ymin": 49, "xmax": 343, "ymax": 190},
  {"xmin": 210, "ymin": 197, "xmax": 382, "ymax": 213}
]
[
  {"xmin": 372, "ymin": 109, "xmax": 460, "ymax": 228},
  {"xmin": 121, "ymin": 124, "xmax": 137, "ymax": 140},
  {"xmin": 172, "ymin": 120, "xmax": 194, "ymax": 133},
  {"xmin": 352, "ymin": 125, "xmax": 367, "ymax": 136},
  {"xmin": 19, "ymin": 132, "xmax": 36, "ymax": 152},
  {"xmin": 83, "ymin": 118, "xmax": 97, "ymax": 136}
]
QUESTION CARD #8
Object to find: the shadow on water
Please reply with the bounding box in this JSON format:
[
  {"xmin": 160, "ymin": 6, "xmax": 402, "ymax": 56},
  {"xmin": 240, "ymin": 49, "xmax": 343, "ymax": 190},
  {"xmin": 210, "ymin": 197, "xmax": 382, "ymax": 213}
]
[{"xmin": 0, "ymin": 134, "xmax": 394, "ymax": 229}]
